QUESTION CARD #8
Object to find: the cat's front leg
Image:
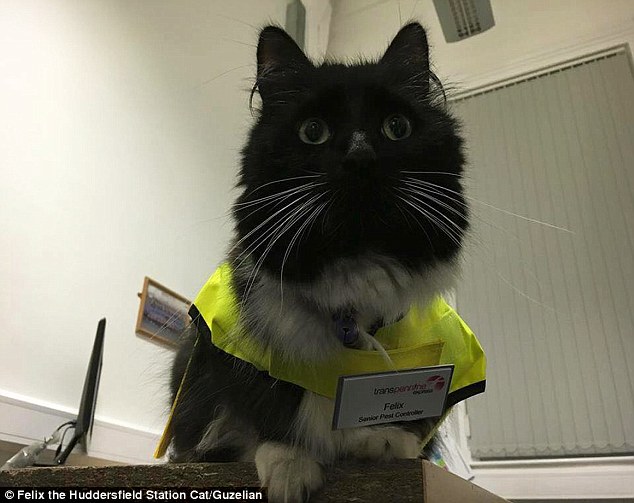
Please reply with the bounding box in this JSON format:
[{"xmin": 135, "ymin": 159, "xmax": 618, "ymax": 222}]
[
  {"xmin": 350, "ymin": 426, "xmax": 423, "ymax": 460},
  {"xmin": 255, "ymin": 441, "xmax": 324, "ymax": 503}
]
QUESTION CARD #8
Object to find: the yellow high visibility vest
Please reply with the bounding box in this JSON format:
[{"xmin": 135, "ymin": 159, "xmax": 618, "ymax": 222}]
[{"xmin": 155, "ymin": 263, "xmax": 486, "ymax": 458}]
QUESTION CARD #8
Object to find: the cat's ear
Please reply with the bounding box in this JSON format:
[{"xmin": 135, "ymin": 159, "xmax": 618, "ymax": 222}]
[
  {"xmin": 381, "ymin": 23, "xmax": 430, "ymax": 96},
  {"xmin": 257, "ymin": 26, "xmax": 312, "ymax": 102}
]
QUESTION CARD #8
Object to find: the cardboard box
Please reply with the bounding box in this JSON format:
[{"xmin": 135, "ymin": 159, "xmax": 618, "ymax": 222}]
[{"xmin": 421, "ymin": 460, "xmax": 509, "ymax": 502}]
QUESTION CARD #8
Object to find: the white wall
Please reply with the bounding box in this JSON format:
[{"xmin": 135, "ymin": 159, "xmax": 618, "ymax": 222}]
[
  {"xmin": 327, "ymin": 0, "xmax": 634, "ymax": 90},
  {"xmin": 0, "ymin": 0, "xmax": 287, "ymax": 459}
]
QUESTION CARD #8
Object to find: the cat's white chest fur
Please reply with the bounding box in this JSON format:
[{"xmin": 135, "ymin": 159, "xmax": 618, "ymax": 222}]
[{"xmin": 244, "ymin": 253, "xmax": 459, "ymax": 360}]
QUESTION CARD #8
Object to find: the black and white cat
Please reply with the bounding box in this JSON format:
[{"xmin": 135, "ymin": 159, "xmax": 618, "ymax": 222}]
[{"xmin": 169, "ymin": 23, "xmax": 468, "ymax": 502}]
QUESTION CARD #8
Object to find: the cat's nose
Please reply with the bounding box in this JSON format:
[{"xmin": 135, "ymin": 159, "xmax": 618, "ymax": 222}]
[{"xmin": 342, "ymin": 131, "xmax": 376, "ymax": 171}]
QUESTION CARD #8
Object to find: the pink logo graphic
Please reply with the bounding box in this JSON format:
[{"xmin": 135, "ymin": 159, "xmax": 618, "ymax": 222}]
[{"xmin": 426, "ymin": 375, "xmax": 446, "ymax": 391}]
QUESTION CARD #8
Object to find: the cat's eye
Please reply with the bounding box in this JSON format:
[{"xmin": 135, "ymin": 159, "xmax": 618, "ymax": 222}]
[
  {"xmin": 299, "ymin": 118, "xmax": 330, "ymax": 145},
  {"xmin": 382, "ymin": 114, "xmax": 412, "ymax": 141}
]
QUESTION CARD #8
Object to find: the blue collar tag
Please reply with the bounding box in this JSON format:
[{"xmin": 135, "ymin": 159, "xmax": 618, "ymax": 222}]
[{"xmin": 334, "ymin": 311, "xmax": 359, "ymax": 346}]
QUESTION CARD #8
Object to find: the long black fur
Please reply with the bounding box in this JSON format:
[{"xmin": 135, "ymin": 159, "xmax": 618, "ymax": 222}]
[
  {"xmin": 170, "ymin": 324, "xmax": 304, "ymax": 462},
  {"xmin": 234, "ymin": 24, "xmax": 467, "ymax": 283}
]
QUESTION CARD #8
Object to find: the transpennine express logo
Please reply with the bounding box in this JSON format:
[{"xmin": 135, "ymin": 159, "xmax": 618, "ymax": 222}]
[
  {"xmin": 426, "ymin": 374, "xmax": 446, "ymax": 391},
  {"xmin": 373, "ymin": 374, "xmax": 448, "ymax": 396}
]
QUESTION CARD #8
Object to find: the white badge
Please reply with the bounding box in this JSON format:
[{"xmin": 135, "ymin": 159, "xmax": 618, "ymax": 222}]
[{"xmin": 332, "ymin": 365, "xmax": 453, "ymax": 429}]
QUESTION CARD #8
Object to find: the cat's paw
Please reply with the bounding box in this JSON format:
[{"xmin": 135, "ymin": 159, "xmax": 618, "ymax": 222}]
[
  {"xmin": 353, "ymin": 427, "xmax": 422, "ymax": 460},
  {"xmin": 255, "ymin": 442, "xmax": 324, "ymax": 503}
]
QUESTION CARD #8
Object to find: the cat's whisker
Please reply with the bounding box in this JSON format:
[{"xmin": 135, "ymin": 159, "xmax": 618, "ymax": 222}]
[
  {"xmin": 229, "ymin": 191, "xmax": 316, "ymax": 256},
  {"xmin": 321, "ymin": 190, "xmax": 340, "ymax": 235},
  {"xmin": 402, "ymin": 183, "xmax": 501, "ymax": 247},
  {"xmin": 399, "ymin": 185, "xmax": 467, "ymax": 222},
  {"xmin": 402, "ymin": 188, "xmax": 489, "ymax": 250},
  {"xmin": 233, "ymin": 203, "xmax": 310, "ymax": 269},
  {"xmin": 396, "ymin": 195, "xmax": 456, "ymax": 246},
  {"xmin": 401, "ymin": 180, "xmax": 472, "ymax": 220},
  {"xmin": 404, "ymin": 207, "xmax": 433, "ymax": 245},
  {"xmin": 289, "ymin": 202, "xmax": 327, "ymax": 261},
  {"xmin": 402, "ymin": 180, "xmax": 523, "ymax": 242},
  {"xmin": 403, "ymin": 200, "xmax": 459, "ymax": 244},
  {"xmin": 265, "ymin": 193, "xmax": 328, "ymax": 263},
  {"xmin": 240, "ymin": 196, "xmax": 323, "ymax": 309},
  {"xmin": 229, "ymin": 190, "xmax": 314, "ymax": 226},
  {"xmin": 395, "ymin": 187, "xmax": 465, "ymax": 240},
  {"xmin": 236, "ymin": 190, "xmax": 327, "ymax": 300},
  {"xmin": 472, "ymin": 253, "xmax": 560, "ymax": 316},
  {"xmin": 255, "ymin": 192, "xmax": 327, "ymax": 251},
  {"xmin": 402, "ymin": 178, "xmax": 465, "ymax": 205},
  {"xmin": 233, "ymin": 182, "xmax": 322, "ymax": 209},
  {"xmin": 395, "ymin": 194, "xmax": 462, "ymax": 247},
  {"xmin": 301, "ymin": 169, "xmax": 323, "ymax": 176},
  {"xmin": 400, "ymin": 185, "xmax": 471, "ymax": 233},
  {"xmin": 232, "ymin": 184, "xmax": 324, "ymax": 223},
  {"xmin": 241, "ymin": 174, "xmax": 322, "ymax": 199},
  {"xmin": 391, "ymin": 197, "xmax": 415, "ymax": 229},
  {"xmin": 303, "ymin": 200, "xmax": 329, "ymax": 246},
  {"xmin": 259, "ymin": 89, "xmax": 302, "ymax": 99},
  {"xmin": 279, "ymin": 199, "xmax": 329, "ymax": 309},
  {"xmin": 198, "ymin": 64, "xmax": 253, "ymax": 88},
  {"xmin": 232, "ymin": 200, "xmax": 312, "ymax": 259},
  {"xmin": 234, "ymin": 189, "xmax": 313, "ymax": 228},
  {"xmin": 399, "ymin": 184, "xmax": 559, "ymax": 312},
  {"xmin": 214, "ymin": 13, "xmax": 259, "ymax": 31},
  {"xmin": 221, "ymin": 37, "xmax": 257, "ymax": 49},
  {"xmin": 402, "ymin": 181, "xmax": 523, "ymax": 246},
  {"xmin": 401, "ymin": 170, "xmax": 462, "ymax": 177},
  {"xmin": 404, "ymin": 178, "xmax": 573, "ymax": 233},
  {"xmin": 400, "ymin": 183, "xmax": 557, "ymax": 307}
]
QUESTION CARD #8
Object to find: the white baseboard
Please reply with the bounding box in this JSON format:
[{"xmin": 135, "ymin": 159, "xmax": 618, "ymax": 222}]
[
  {"xmin": 0, "ymin": 389, "xmax": 162, "ymax": 465},
  {"xmin": 471, "ymin": 456, "xmax": 634, "ymax": 501}
]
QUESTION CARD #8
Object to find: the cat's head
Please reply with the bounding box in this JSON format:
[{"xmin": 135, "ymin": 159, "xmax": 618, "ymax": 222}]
[{"xmin": 233, "ymin": 23, "xmax": 468, "ymax": 283}]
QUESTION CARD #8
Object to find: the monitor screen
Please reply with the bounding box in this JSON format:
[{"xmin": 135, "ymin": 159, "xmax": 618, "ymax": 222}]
[{"xmin": 55, "ymin": 318, "xmax": 105, "ymax": 464}]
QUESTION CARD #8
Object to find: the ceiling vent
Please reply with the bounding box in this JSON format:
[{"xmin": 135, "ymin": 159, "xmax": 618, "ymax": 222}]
[{"xmin": 433, "ymin": 0, "xmax": 495, "ymax": 43}]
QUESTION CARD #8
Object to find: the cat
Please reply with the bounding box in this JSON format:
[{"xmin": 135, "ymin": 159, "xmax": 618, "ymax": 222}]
[{"xmin": 168, "ymin": 22, "xmax": 468, "ymax": 502}]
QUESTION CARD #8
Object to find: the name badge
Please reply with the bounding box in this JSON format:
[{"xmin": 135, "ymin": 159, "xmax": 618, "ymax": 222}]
[{"xmin": 332, "ymin": 365, "xmax": 453, "ymax": 429}]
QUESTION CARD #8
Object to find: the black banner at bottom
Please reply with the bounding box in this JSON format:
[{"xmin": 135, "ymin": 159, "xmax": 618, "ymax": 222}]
[{"xmin": 1, "ymin": 488, "xmax": 266, "ymax": 502}]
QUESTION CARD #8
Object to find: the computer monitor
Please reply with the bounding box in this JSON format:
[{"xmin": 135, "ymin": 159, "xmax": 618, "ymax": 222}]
[{"xmin": 54, "ymin": 317, "xmax": 105, "ymax": 464}]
